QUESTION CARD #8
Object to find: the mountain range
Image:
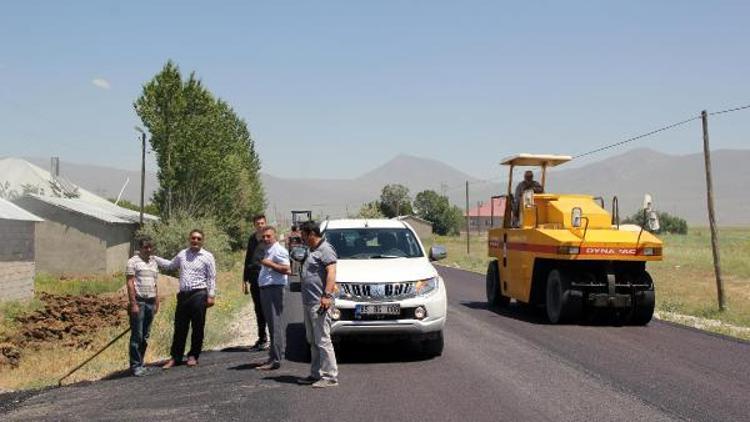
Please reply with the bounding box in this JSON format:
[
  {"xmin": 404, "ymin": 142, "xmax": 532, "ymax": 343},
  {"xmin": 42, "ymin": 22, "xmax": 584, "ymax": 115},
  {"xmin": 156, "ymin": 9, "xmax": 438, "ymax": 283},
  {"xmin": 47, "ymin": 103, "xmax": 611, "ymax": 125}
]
[{"xmin": 25, "ymin": 148, "xmax": 750, "ymax": 225}]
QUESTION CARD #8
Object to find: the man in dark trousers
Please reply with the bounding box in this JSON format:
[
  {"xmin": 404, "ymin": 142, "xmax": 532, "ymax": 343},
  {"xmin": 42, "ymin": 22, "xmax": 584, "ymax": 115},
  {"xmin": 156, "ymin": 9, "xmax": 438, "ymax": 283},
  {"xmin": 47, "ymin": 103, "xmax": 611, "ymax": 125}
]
[
  {"xmin": 156, "ymin": 229, "xmax": 216, "ymax": 368},
  {"xmin": 243, "ymin": 214, "xmax": 270, "ymax": 351}
]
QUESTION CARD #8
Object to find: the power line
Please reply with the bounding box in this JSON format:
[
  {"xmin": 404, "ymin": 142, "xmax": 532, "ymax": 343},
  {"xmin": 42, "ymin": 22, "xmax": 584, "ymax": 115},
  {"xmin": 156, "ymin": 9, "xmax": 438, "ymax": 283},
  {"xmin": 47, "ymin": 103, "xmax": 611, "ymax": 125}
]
[
  {"xmin": 573, "ymin": 115, "xmax": 701, "ymax": 159},
  {"xmin": 573, "ymin": 102, "xmax": 750, "ymax": 160},
  {"xmin": 708, "ymin": 103, "xmax": 750, "ymax": 116}
]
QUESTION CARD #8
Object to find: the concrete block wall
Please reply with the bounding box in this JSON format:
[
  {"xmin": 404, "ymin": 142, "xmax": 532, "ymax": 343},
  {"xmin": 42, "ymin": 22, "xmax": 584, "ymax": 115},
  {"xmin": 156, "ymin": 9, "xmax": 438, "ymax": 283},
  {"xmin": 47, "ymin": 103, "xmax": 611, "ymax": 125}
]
[
  {"xmin": 0, "ymin": 261, "xmax": 35, "ymax": 301},
  {"xmin": 0, "ymin": 220, "xmax": 35, "ymax": 261},
  {"xmin": 0, "ymin": 220, "xmax": 36, "ymax": 301}
]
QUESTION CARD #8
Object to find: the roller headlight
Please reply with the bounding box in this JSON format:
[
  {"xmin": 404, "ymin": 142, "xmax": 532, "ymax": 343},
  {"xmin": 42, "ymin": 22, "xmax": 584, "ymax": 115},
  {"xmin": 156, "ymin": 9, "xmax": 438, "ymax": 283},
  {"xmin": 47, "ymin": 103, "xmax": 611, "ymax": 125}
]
[{"xmin": 415, "ymin": 277, "xmax": 439, "ymax": 297}]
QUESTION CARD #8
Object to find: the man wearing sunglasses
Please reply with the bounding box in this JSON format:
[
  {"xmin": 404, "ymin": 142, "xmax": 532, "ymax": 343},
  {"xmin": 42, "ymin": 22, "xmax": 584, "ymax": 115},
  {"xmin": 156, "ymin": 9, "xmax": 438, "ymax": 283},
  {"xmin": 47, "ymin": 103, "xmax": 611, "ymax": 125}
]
[{"xmin": 156, "ymin": 229, "xmax": 217, "ymax": 368}]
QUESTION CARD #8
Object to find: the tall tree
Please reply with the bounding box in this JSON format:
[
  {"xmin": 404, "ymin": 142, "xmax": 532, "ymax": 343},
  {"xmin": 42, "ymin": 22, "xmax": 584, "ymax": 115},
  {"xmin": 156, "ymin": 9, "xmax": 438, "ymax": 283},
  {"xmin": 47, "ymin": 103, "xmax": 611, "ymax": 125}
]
[
  {"xmin": 134, "ymin": 61, "xmax": 265, "ymax": 246},
  {"xmin": 379, "ymin": 184, "xmax": 413, "ymax": 218},
  {"xmin": 414, "ymin": 189, "xmax": 463, "ymax": 235}
]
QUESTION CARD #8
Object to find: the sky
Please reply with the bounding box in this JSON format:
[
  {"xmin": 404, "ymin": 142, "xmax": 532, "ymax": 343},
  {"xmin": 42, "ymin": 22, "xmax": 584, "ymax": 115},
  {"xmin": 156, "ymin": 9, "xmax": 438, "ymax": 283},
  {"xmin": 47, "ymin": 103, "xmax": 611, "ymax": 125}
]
[{"xmin": 1, "ymin": 0, "xmax": 749, "ymax": 180}]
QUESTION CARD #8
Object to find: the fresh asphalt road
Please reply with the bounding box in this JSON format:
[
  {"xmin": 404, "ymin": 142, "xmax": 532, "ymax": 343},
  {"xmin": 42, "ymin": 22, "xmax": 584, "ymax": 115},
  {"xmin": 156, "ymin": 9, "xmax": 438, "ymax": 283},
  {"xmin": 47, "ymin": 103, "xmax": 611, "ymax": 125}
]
[{"xmin": 3, "ymin": 267, "xmax": 749, "ymax": 421}]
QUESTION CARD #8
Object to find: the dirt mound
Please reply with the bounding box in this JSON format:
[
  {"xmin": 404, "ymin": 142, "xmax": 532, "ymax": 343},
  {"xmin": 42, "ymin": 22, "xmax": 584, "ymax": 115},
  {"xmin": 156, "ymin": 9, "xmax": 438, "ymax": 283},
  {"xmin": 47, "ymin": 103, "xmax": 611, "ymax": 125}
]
[{"xmin": 0, "ymin": 293, "xmax": 127, "ymax": 367}]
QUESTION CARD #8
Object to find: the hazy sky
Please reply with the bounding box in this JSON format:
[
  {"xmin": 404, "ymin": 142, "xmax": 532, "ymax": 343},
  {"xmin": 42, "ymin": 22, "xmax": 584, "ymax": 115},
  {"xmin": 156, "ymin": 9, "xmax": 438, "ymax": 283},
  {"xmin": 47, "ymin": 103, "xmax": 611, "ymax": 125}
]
[{"xmin": 1, "ymin": 1, "xmax": 749, "ymax": 180}]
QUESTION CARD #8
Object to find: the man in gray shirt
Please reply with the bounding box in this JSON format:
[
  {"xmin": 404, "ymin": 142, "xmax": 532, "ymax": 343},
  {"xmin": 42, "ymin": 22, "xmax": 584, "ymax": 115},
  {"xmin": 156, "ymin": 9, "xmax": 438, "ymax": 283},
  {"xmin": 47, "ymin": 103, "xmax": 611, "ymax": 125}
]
[{"xmin": 296, "ymin": 221, "xmax": 339, "ymax": 388}]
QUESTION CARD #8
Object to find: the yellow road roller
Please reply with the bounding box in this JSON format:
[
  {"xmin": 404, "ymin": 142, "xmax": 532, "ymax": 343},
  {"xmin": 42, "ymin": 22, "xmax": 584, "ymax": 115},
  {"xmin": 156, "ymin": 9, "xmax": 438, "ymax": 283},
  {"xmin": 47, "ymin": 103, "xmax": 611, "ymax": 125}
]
[{"xmin": 486, "ymin": 154, "xmax": 663, "ymax": 324}]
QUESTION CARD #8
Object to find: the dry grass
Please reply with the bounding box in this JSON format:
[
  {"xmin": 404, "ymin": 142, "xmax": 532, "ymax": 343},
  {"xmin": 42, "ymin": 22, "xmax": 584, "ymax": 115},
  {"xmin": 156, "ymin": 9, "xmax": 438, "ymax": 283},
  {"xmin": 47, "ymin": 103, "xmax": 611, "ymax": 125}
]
[
  {"xmin": 431, "ymin": 228, "xmax": 750, "ymax": 339},
  {"xmin": 0, "ymin": 254, "xmax": 248, "ymax": 391}
]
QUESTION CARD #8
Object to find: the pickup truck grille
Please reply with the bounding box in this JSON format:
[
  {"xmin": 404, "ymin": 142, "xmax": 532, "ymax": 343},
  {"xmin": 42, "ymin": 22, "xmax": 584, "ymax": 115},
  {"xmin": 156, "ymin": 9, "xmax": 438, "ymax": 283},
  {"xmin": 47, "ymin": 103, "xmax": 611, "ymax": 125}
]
[{"xmin": 339, "ymin": 282, "xmax": 415, "ymax": 301}]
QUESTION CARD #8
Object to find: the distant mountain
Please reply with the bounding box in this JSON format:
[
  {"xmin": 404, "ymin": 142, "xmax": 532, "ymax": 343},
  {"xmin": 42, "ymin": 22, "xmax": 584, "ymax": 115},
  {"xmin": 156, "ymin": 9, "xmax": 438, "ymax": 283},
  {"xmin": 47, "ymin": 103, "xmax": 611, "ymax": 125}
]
[
  {"xmin": 261, "ymin": 154, "xmax": 478, "ymax": 222},
  {"xmin": 25, "ymin": 149, "xmax": 750, "ymax": 226}
]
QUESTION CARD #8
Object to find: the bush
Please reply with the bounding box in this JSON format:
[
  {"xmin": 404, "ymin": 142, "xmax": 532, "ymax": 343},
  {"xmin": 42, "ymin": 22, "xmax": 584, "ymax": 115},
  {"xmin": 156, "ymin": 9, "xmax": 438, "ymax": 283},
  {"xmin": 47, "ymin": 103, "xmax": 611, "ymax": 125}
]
[
  {"xmin": 623, "ymin": 210, "xmax": 688, "ymax": 235},
  {"xmin": 137, "ymin": 212, "xmax": 234, "ymax": 271}
]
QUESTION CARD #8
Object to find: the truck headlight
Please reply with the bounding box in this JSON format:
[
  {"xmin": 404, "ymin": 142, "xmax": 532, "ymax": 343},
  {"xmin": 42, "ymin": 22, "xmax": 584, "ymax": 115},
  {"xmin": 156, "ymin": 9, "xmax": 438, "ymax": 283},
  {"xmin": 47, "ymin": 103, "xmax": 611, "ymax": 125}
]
[{"xmin": 415, "ymin": 277, "xmax": 439, "ymax": 297}]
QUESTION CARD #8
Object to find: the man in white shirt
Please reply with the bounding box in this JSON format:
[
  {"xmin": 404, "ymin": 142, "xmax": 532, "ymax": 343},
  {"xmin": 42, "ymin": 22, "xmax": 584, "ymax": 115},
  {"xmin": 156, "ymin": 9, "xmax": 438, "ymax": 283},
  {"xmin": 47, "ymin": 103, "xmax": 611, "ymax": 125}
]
[
  {"xmin": 125, "ymin": 236, "xmax": 160, "ymax": 376},
  {"xmin": 155, "ymin": 229, "xmax": 217, "ymax": 369},
  {"xmin": 254, "ymin": 226, "xmax": 290, "ymax": 370}
]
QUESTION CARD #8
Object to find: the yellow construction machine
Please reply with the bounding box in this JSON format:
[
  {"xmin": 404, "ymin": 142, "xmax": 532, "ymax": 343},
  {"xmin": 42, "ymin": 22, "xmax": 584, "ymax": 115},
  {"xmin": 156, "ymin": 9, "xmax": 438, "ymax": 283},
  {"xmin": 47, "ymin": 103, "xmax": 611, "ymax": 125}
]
[{"xmin": 486, "ymin": 154, "xmax": 663, "ymax": 324}]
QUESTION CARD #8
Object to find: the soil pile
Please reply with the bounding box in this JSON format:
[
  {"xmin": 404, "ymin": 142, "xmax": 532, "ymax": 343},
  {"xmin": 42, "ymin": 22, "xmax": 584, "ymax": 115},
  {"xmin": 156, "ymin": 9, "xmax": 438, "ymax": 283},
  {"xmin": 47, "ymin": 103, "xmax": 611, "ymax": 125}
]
[{"xmin": 0, "ymin": 293, "xmax": 127, "ymax": 367}]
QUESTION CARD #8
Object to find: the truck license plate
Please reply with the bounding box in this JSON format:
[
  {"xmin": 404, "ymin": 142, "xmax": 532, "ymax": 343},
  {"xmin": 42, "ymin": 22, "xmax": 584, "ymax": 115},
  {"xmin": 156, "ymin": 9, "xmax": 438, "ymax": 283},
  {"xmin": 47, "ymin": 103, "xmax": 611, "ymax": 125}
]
[{"xmin": 355, "ymin": 304, "xmax": 400, "ymax": 316}]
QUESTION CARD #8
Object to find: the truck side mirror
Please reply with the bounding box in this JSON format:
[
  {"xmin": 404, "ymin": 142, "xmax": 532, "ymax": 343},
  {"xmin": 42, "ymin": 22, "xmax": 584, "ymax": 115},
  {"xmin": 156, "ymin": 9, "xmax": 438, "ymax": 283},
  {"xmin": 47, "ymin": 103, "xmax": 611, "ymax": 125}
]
[{"xmin": 429, "ymin": 245, "xmax": 447, "ymax": 261}]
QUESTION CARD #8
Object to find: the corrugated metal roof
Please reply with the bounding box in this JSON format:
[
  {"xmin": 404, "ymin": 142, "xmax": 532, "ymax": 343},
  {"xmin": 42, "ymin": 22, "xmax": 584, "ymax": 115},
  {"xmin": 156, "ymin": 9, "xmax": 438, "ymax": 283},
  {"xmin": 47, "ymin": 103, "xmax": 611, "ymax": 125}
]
[
  {"xmin": 0, "ymin": 157, "xmax": 114, "ymax": 206},
  {"xmin": 0, "ymin": 197, "xmax": 43, "ymax": 222},
  {"xmin": 28, "ymin": 194, "xmax": 157, "ymax": 224}
]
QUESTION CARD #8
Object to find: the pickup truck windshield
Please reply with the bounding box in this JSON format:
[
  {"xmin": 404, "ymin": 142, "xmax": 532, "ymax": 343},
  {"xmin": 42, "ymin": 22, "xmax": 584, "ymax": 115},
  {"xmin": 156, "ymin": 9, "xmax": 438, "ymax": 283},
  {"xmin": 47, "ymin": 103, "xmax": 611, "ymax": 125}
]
[{"xmin": 324, "ymin": 228, "xmax": 424, "ymax": 259}]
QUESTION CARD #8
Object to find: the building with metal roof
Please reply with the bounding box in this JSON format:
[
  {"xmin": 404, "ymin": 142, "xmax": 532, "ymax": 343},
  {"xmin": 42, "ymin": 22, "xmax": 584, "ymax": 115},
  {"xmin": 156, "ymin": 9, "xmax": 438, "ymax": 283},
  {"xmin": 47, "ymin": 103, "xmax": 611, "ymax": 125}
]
[
  {"xmin": 0, "ymin": 198, "xmax": 43, "ymax": 301},
  {"xmin": 0, "ymin": 157, "xmax": 113, "ymax": 206},
  {"xmin": 12, "ymin": 195, "xmax": 154, "ymax": 275}
]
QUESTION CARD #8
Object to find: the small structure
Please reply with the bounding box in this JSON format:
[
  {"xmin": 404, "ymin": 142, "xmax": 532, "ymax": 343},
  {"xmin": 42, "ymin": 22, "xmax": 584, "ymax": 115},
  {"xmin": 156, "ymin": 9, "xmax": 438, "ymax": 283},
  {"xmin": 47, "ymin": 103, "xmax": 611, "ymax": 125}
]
[
  {"xmin": 466, "ymin": 197, "xmax": 506, "ymax": 233},
  {"xmin": 12, "ymin": 195, "xmax": 156, "ymax": 275},
  {"xmin": 394, "ymin": 215, "xmax": 434, "ymax": 243},
  {"xmin": 0, "ymin": 198, "xmax": 43, "ymax": 302}
]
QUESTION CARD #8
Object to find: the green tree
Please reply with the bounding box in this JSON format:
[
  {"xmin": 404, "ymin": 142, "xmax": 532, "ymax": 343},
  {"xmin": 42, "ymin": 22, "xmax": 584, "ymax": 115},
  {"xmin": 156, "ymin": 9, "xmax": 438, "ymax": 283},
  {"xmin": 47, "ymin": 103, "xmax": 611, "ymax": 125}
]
[
  {"xmin": 623, "ymin": 210, "xmax": 688, "ymax": 235},
  {"xmin": 356, "ymin": 201, "xmax": 385, "ymax": 218},
  {"xmin": 414, "ymin": 190, "xmax": 464, "ymax": 235},
  {"xmin": 134, "ymin": 61, "xmax": 265, "ymax": 247},
  {"xmin": 379, "ymin": 184, "xmax": 413, "ymax": 218}
]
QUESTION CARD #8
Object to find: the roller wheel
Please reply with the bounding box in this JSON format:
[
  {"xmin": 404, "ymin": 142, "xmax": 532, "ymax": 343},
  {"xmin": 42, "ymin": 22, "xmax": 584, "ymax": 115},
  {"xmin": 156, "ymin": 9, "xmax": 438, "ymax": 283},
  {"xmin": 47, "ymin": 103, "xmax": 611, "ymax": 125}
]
[
  {"xmin": 546, "ymin": 269, "xmax": 581, "ymax": 323},
  {"xmin": 630, "ymin": 272, "xmax": 655, "ymax": 325},
  {"xmin": 486, "ymin": 261, "xmax": 510, "ymax": 308}
]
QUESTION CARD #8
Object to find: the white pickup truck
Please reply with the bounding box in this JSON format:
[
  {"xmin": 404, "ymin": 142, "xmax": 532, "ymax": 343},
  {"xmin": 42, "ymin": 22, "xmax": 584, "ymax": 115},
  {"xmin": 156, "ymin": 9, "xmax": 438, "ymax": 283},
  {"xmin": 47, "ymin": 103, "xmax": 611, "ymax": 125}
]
[{"xmin": 320, "ymin": 218, "xmax": 447, "ymax": 357}]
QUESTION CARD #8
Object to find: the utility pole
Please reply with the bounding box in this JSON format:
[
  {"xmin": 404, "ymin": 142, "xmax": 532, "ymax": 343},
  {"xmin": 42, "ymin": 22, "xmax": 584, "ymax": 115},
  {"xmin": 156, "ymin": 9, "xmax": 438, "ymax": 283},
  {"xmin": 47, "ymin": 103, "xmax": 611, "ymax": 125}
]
[
  {"xmin": 134, "ymin": 127, "xmax": 147, "ymax": 226},
  {"xmin": 477, "ymin": 201, "xmax": 483, "ymax": 235},
  {"xmin": 701, "ymin": 110, "xmax": 725, "ymax": 311},
  {"xmin": 465, "ymin": 181, "xmax": 470, "ymax": 254}
]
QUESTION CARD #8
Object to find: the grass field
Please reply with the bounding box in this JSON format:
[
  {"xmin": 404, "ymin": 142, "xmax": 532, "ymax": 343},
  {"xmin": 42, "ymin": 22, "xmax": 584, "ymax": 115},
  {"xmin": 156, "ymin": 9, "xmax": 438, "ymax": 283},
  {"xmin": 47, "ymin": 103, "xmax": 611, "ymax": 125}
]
[
  {"xmin": 431, "ymin": 227, "xmax": 750, "ymax": 339},
  {"xmin": 0, "ymin": 253, "xmax": 249, "ymax": 391}
]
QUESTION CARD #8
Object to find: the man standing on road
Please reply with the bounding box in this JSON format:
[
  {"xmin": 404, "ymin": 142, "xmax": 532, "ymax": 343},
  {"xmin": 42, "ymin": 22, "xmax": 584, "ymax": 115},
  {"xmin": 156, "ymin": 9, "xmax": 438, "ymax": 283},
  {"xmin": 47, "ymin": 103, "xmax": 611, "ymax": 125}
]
[
  {"xmin": 243, "ymin": 214, "xmax": 270, "ymax": 351},
  {"xmin": 253, "ymin": 226, "xmax": 291, "ymax": 370},
  {"xmin": 125, "ymin": 236, "xmax": 159, "ymax": 377},
  {"xmin": 156, "ymin": 229, "xmax": 217, "ymax": 368},
  {"xmin": 297, "ymin": 221, "xmax": 339, "ymax": 388}
]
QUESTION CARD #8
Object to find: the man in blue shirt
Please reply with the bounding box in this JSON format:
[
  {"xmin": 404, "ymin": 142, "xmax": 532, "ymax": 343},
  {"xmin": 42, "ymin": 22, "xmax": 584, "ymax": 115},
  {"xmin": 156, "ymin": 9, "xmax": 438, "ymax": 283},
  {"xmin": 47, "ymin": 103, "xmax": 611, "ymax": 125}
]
[{"xmin": 254, "ymin": 226, "xmax": 290, "ymax": 370}]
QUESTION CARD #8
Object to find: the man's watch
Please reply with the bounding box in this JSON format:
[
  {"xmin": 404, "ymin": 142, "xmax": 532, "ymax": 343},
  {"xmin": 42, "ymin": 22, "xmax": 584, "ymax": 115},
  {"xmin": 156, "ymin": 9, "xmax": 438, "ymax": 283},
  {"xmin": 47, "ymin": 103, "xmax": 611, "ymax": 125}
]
[{"xmin": 323, "ymin": 292, "xmax": 334, "ymax": 299}]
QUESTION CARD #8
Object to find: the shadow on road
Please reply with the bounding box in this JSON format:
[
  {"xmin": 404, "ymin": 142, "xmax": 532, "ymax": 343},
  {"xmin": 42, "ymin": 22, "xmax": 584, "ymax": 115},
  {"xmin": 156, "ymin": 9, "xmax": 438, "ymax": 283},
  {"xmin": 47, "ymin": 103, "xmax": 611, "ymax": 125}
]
[
  {"xmin": 263, "ymin": 375, "xmax": 302, "ymax": 385},
  {"xmin": 284, "ymin": 322, "xmax": 436, "ymax": 365},
  {"xmin": 228, "ymin": 362, "xmax": 265, "ymax": 371},
  {"xmin": 462, "ymin": 300, "xmax": 550, "ymax": 324},
  {"xmin": 221, "ymin": 346, "xmax": 254, "ymax": 353},
  {"xmin": 462, "ymin": 301, "xmax": 636, "ymax": 327},
  {"xmin": 285, "ymin": 323, "xmax": 311, "ymax": 363},
  {"xmin": 335, "ymin": 339, "xmax": 434, "ymax": 364}
]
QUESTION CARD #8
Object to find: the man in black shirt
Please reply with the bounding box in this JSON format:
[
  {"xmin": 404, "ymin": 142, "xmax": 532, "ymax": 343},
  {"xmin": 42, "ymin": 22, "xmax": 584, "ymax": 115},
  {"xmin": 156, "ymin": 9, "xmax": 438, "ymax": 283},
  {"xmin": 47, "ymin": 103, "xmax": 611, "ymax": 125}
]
[{"xmin": 243, "ymin": 214, "xmax": 270, "ymax": 350}]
